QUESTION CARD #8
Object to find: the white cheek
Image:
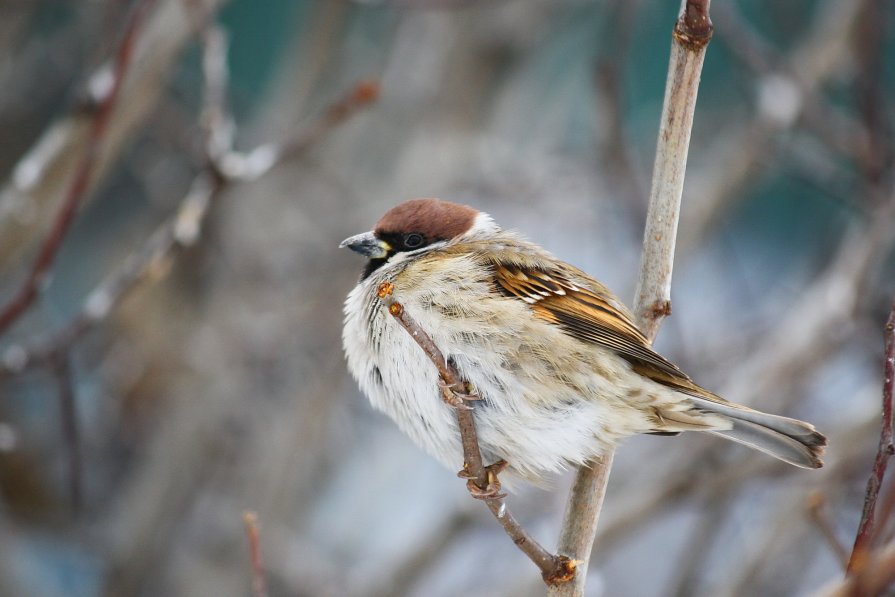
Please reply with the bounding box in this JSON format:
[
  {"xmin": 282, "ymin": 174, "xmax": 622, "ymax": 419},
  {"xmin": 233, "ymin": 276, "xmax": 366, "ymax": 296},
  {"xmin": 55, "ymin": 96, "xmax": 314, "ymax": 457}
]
[{"xmin": 460, "ymin": 212, "xmax": 500, "ymax": 240}]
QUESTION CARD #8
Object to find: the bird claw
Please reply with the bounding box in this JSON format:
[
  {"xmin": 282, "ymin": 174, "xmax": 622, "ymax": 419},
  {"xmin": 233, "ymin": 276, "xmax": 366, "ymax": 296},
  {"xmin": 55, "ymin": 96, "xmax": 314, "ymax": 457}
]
[
  {"xmin": 458, "ymin": 459, "xmax": 509, "ymax": 500},
  {"xmin": 466, "ymin": 478, "xmax": 506, "ymax": 500},
  {"xmin": 437, "ymin": 379, "xmax": 479, "ymax": 409}
]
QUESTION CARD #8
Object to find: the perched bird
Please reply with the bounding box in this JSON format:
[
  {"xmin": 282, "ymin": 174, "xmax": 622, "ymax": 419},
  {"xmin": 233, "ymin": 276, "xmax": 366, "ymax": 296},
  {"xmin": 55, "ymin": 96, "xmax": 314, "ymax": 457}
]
[{"xmin": 341, "ymin": 198, "xmax": 826, "ymax": 483}]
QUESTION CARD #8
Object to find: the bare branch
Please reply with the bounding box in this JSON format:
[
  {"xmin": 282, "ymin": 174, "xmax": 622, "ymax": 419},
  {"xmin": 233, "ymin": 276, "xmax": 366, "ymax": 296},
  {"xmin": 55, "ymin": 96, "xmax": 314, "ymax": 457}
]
[
  {"xmin": 551, "ymin": 2, "xmax": 713, "ymax": 595},
  {"xmin": 377, "ymin": 284, "xmax": 574, "ymax": 584},
  {"xmin": 848, "ymin": 297, "xmax": 895, "ymax": 573}
]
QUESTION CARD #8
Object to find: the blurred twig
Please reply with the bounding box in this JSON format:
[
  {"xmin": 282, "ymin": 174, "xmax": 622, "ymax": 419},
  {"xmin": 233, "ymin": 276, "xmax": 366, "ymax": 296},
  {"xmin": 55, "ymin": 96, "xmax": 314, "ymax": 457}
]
[
  {"xmin": 594, "ymin": 0, "xmax": 647, "ymax": 212},
  {"xmin": 51, "ymin": 350, "xmax": 81, "ymax": 512},
  {"xmin": 551, "ymin": 3, "xmax": 713, "ymax": 595},
  {"xmin": 0, "ymin": 78, "xmax": 379, "ymax": 378},
  {"xmin": 679, "ymin": 0, "xmax": 870, "ymax": 256},
  {"xmin": 0, "ymin": 0, "xmax": 155, "ymax": 337},
  {"xmin": 369, "ymin": 510, "xmax": 477, "ymax": 597},
  {"xmin": 0, "ymin": 0, "xmax": 227, "ymax": 269},
  {"xmin": 814, "ymin": 543, "xmax": 895, "ymax": 597},
  {"xmin": 670, "ymin": 490, "xmax": 731, "ymax": 597},
  {"xmin": 242, "ymin": 511, "xmax": 268, "ymax": 597},
  {"xmin": 712, "ymin": 1, "xmax": 868, "ymax": 160},
  {"xmin": 852, "ymin": 0, "xmax": 892, "ymax": 188},
  {"xmin": 807, "ymin": 491, "xmax": 849, "ymax": 570}
]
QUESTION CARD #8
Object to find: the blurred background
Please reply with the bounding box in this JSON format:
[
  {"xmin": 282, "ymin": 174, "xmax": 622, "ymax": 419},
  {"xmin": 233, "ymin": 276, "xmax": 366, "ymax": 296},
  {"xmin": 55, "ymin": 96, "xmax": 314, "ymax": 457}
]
[{"xmin": 0, "ymin": 0, "xmax": 893, "ymax": 595}]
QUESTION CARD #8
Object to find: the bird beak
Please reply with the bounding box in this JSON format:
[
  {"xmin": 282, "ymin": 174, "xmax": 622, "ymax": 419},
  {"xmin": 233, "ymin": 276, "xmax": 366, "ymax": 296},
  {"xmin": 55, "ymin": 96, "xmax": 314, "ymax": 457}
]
[{"xmin": 339, "ymin": 231, "xmax": 391, "ymax": 259}]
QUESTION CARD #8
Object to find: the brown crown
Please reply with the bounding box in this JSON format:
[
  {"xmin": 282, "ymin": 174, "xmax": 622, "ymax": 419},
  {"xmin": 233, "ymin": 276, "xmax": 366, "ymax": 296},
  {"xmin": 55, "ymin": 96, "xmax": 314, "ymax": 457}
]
[{"xmin": 374, "ymin": 198, "xmax": 478, "ymax": 241}]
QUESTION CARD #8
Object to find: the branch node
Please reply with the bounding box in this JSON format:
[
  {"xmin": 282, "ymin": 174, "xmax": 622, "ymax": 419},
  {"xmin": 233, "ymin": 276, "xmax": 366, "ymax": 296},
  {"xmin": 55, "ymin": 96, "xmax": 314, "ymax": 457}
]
[
  {"xmin": 543, "ymin": 556, "xmax": 578, "ymax": 585},
  {"xmin": 351, "ymin": 80, "xmax": 381, "ymax": 105},
  {"xmin": 674, "ymin": 0, "xmax": 714, "ymax": 51},
  {"xmin": 648, "ymin": 299, "xmax": 673, "ymax": 319},
  {"xmin": 376, "ymin": 281, "xmax": 394, "ymax": 299}
]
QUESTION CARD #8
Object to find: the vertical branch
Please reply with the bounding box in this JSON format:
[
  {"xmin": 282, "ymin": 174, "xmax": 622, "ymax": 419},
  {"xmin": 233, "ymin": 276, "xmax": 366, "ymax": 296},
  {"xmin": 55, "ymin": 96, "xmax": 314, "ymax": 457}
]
[
  {"xmin": 632, "ymin": 0, "xmax": 713, "ymax": 338},
  {"xmin": 550, "ymin": 2, "xmax": 712, "ymax": 595},
  {"xmin": 847, "ymin": 297, "xmax": 895, "ymax": 574}
]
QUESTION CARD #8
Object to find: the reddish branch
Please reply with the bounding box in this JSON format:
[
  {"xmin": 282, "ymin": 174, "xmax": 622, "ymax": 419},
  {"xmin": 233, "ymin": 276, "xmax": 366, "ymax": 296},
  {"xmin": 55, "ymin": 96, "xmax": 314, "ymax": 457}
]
[
  {"xmin": 242, "ymin": 511, "xmax": 268, "ymax": 597},
  {"xmin": 0, "ymin": 0, "xmax": 156, "ymax": 337},
  {"xmin": 675, "ymin": 0, "xmax": 713, "ymax": 50},
  {"xmin": 377, "ymin": 282, "xmax": 574, "ymax": 584},
  {"xmin": 848, "ymin": 297, "xmax": 895, "ymax": 573}
]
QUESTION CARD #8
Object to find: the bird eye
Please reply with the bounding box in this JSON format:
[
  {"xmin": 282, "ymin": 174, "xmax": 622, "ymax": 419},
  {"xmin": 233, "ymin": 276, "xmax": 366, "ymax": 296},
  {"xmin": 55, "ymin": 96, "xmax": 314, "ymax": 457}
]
[{"xmin": 404, "ymin": 233, "xmax": 425, "ymax": 248}]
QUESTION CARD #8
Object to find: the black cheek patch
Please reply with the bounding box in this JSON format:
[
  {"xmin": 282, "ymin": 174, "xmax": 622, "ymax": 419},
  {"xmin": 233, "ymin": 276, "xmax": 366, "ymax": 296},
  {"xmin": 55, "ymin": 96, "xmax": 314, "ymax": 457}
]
[{"xmin": 361, "ymin": 257, "xmax": 388, "ymax": 281}]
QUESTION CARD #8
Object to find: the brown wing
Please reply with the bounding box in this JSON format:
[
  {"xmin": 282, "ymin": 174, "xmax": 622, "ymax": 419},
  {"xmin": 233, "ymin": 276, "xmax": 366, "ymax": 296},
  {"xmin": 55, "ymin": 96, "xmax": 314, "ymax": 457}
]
[{"xmin": 491, "ymin": 261, "xmax": 701, "ymax": 388}]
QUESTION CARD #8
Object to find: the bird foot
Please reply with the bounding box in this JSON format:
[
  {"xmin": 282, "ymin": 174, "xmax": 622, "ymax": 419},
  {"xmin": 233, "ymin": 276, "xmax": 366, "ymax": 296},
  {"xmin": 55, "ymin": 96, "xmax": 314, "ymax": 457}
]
[
  {"xmin": 437, "ymin": 379, "xmax": 479, "ymax": 409},
  {"xmin": 458, "ymin": 459, "xmax": 508, "ymax": 500}
]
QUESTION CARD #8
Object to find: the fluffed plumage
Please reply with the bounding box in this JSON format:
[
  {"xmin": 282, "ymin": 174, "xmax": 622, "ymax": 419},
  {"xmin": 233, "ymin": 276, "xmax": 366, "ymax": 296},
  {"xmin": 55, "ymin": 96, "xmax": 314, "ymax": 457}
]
[{"xmin": 341, "ymin": 198, "xmax": 826, "ymax": 484}]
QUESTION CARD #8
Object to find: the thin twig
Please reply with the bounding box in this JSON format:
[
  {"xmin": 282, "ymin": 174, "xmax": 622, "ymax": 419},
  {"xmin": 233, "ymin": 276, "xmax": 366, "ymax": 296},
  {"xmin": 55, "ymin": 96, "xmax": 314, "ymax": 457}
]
[
  {"xmin": 852, "ymin": 0, "xmax": 891, "ymax": 188},
  {"xmin": 0, "ymin": 0, "xmax": 156, "ymax": 338},
  {"xmin": 551, "ymin": 2, "xmax": 713, "ymax": 595},
  {"xmin": 847, "ymin": 297, "xmax": 895, "ymax": 574},
  {"xmin": 51, "ymin": 351, "xmax": 81, "ymax": 512},
  {"xmin": 377, "ymin": 284, "xmax": 574, "ymax": 584},
  {"xmin": 242, "ymin": 511, "xmax": 268, "ymax": 597},
  {"xmin": 807, "ymin": 491, "xmax": 850, "ymax": 570},
  {"xmin": 210, "ymin": 80, "xmax": 379, "ymax": 182},
  {"xmin": 594, "ymin": 0, "xmax": 648, "ymax": 212},
  {"xmin": 199, "ymin": 23, "xmax": 234, "ymax": 163}
]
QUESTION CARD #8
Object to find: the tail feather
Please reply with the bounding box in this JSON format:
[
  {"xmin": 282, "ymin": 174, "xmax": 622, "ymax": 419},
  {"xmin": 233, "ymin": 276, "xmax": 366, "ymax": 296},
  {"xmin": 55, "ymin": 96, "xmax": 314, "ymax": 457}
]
[{"xmin": 688, "ymin": 396, "xmax": 827, "ymax": 469}]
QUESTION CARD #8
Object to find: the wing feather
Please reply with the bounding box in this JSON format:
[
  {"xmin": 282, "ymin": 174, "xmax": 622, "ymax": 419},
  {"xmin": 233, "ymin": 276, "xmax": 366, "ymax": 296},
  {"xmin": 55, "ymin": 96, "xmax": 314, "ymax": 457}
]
[{"xmin": 492, "ymin": 262, "xmax": 693, "ymax": 384}]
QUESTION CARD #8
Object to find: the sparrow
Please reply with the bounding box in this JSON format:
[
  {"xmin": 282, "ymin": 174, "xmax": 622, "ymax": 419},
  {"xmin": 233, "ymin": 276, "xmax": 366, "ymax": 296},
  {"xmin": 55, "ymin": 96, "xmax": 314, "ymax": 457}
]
[{"xmin": 341, "ymin": 198, "xmax": 826, "ymax": 483}]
